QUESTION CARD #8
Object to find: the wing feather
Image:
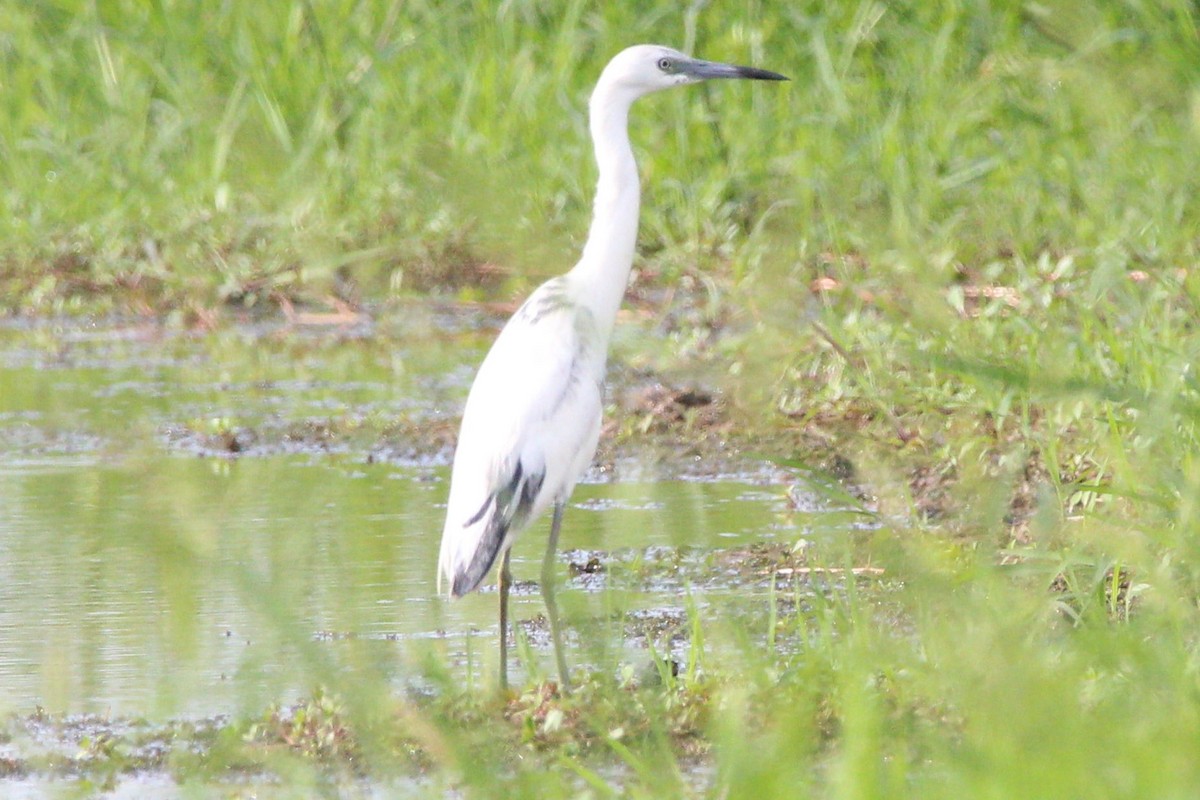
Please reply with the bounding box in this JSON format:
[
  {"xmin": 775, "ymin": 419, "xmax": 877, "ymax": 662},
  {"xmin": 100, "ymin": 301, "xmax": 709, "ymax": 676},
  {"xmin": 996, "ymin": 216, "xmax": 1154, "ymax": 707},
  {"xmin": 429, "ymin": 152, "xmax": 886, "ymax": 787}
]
[{"xmin": 438, "ymin": 280, "xmax": 604, "ymax": 596}]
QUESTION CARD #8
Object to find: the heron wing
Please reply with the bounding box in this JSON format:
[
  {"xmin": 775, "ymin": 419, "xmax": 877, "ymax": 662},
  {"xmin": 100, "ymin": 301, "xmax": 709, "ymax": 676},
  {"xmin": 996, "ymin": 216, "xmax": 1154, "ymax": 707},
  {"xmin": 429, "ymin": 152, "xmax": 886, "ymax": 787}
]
[{"xmin": 439, "ymin": 279, "xmax": 605, "ymax": 596}]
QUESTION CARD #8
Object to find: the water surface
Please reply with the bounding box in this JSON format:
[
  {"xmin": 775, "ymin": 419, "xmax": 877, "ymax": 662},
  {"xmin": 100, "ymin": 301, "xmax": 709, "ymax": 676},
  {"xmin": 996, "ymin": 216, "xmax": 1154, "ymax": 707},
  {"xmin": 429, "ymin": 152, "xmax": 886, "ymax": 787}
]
[{"xmin": 0, "ymin": 314, "xmax": 846, "ymax": 720}]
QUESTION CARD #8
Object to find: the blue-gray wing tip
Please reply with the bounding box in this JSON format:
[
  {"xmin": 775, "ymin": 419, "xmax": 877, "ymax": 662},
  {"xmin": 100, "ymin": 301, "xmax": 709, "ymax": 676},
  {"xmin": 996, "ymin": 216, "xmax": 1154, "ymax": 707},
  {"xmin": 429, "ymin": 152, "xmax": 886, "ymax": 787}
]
[
  {"xmin": 451, "ymin": 571, "xmax": 482, "ymax": 598},
  {"xmin": 451, "ymin": 545, "xmax": 497, "ymax": 597}
]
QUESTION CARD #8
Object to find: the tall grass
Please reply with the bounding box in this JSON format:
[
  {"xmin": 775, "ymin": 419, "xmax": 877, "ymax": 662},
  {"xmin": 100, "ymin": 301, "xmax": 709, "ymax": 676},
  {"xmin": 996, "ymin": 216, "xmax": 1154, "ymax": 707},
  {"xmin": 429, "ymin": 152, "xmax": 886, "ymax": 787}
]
[
  {"xmin": 720, "ymin": 4, "xmax": 1200, "ymax": 798},
  {"xmin": 4, "ymin": 1, "xmax": 1200, "ymax": 797},
  {"xmin": 6, "ymin": 1, "xmax": 1191, "ymax": 311},
  {"xmin": 3, "ymin": 0, "xmax": 787, "ymax": 306}
]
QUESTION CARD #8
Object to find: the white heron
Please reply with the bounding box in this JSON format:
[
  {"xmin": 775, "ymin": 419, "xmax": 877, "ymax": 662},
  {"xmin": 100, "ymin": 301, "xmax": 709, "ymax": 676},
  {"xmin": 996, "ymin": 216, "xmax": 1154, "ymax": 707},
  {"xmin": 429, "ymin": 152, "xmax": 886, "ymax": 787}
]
[{"xmin": 438, "ymin": 44, "xmax": 787, "ymax": 690}]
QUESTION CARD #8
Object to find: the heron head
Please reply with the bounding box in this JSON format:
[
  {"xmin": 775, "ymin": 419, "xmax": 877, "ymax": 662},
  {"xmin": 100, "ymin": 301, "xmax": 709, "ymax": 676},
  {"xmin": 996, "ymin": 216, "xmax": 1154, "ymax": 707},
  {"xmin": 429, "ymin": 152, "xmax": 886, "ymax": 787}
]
[{"xmin": 599, "ymin": 44, "xmax": 788, "ymax": 98}]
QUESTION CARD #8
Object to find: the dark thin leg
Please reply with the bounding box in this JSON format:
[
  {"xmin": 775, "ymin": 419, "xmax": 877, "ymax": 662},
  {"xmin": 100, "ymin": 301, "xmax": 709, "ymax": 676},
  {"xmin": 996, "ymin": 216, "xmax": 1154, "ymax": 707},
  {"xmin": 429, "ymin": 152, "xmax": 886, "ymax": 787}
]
[
  {"xmin": 541, "ymin": 502, "xmax": 572, "ymax": 692},
  {"xmin": 498, "ymin": 548, "xmax": 512, "ymax": 692}
]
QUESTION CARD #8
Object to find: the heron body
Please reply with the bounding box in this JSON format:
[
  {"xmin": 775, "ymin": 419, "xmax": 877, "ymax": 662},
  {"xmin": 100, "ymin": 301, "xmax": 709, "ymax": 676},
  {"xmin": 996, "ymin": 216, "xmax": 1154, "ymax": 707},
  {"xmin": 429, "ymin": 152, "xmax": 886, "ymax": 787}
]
[
  {"xmin": 438, "ymin": 277, "xmax": 605, "ymax": 597},
  {"xmin": 437, "ymin": 45, "xmax": 786, "ymax": 689}
]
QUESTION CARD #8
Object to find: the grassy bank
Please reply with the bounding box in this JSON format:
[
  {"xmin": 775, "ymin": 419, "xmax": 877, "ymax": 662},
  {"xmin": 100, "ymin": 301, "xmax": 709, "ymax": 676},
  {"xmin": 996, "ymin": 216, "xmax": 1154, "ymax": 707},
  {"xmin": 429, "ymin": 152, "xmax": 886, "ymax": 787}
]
[
  {"xmin": 6, "ymin": 2, "xmax": 1195, "ymax": 312},
  {"xmin": 4, "ymin": 1, "xmax": 1200, "ymax": 797}
]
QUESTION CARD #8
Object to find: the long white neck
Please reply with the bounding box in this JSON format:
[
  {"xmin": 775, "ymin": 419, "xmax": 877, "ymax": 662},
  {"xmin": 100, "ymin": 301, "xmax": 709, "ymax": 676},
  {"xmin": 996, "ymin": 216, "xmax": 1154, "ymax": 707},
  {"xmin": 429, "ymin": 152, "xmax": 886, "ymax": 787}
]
[{"xmin": 568, "ymin": 79, "xmax": 641, "ymax": 339}]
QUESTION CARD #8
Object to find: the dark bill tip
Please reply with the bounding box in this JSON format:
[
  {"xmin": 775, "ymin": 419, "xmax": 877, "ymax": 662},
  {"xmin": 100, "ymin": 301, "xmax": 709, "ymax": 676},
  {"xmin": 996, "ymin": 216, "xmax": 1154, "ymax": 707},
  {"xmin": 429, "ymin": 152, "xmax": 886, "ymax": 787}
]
[
  {"xmin": 687, "ymin": 59, "xmax": 789, "ymax": 82},
  {"xmin": 731, "ymin": 65, "xmax": 790, "ymax": 81}
]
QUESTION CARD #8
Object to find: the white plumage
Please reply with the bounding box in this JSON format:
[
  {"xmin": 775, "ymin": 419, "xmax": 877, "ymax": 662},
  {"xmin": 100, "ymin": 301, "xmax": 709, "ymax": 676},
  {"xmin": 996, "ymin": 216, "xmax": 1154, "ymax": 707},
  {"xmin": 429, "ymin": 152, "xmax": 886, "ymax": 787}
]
[
  {"xmin": 437, "ymin": 44, "xmax": 786, "ymax": 689},
  {"xmin": 438, "ymin": 277, "xmax": 604, "ymax": 597}
]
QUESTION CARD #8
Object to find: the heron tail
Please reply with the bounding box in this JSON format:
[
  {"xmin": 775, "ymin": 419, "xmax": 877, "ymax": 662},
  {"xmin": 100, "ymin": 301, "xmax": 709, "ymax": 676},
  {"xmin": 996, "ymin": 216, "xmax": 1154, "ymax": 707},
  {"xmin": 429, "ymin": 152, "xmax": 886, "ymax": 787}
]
[{"xmin": 440, "ymin": 460, "xmax": 545, "ymax": 597}]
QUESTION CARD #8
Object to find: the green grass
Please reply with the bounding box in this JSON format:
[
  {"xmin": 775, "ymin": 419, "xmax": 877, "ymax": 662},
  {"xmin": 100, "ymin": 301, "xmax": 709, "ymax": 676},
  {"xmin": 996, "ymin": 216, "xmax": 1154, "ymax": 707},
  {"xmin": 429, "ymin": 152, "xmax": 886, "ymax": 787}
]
[
  {"xmin": 4, "ymin": 0, "xmax": 1200, "ymax": 797},
  {"xmin": 10, "ymin": 0, "xmax": 1191, "ymax": 314}
]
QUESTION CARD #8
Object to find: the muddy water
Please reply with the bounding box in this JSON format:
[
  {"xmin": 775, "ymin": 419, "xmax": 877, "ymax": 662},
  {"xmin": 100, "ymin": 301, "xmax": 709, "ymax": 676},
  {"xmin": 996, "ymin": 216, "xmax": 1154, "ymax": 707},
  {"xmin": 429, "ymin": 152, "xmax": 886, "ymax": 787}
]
[{"xmin": 0, "ymin": 313, "xmax": 846, "ymax": 719}]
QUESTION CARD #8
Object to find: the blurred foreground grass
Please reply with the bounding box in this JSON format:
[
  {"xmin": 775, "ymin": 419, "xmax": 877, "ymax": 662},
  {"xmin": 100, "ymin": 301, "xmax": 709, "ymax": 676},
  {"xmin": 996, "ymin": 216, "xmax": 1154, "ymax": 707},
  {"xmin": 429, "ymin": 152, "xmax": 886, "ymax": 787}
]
[{"xmin": 4, "ymin": 0, "xmax": 1200, "ymax": 797}]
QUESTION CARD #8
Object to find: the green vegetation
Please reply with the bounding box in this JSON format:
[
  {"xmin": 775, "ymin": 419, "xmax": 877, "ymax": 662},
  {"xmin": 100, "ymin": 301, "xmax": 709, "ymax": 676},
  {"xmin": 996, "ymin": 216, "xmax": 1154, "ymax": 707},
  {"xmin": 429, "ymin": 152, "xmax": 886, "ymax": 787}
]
[{"xmin": 3, "ymin": 0, "xmax": 1200, "ymax": 797}]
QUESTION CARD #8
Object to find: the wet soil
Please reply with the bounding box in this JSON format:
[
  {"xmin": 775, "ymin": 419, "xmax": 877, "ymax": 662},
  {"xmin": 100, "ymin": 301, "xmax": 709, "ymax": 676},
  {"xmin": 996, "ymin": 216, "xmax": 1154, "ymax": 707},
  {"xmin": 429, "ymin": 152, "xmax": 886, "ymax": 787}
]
[
  {"xmin": 0, "ymin": 535, "xmax": 894, "ymax": 792},
  {"xmin": 0, "ymin": 311, "xmax": 894, "ymax": 793}
]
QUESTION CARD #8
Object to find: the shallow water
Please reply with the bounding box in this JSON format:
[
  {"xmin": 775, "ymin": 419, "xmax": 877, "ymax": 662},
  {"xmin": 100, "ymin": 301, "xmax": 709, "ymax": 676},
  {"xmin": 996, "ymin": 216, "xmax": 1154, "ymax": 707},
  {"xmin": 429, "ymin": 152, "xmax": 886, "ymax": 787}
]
[{"xmin": 0, "ymin": 313, "xmax": 851, "ymax": 722}]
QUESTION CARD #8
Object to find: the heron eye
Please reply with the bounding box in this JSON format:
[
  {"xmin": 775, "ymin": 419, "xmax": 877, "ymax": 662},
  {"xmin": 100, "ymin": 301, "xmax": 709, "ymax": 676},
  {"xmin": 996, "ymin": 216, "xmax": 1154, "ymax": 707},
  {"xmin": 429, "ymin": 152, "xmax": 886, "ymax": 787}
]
[{"xmin": 657, "ymin": 58, "xmax": 672, "ymax": 71}]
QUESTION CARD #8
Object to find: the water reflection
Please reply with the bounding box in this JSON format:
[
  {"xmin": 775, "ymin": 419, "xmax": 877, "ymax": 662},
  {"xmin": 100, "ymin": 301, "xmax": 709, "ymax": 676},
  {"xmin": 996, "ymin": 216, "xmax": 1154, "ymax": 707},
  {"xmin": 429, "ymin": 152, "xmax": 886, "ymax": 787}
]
[
  {"xmin": 0, "ymin": 454, "xmax": 826, "ymax": 716},
  {"xmin": 0, "ymin": 318, "xmax": 840, "ymax": 718}
]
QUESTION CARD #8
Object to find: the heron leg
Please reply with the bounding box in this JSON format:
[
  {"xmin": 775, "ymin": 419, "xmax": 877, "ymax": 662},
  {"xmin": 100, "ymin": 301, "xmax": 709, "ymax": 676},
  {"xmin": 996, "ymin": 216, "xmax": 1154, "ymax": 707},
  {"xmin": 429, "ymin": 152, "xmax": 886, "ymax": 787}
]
[
  {"xmin": 541, "ymin": 502, "xmax": 572, "ymax": 692},
  {"xmin": 498, "ymin": 548, "xmax": 512, "ymax": 692}
]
